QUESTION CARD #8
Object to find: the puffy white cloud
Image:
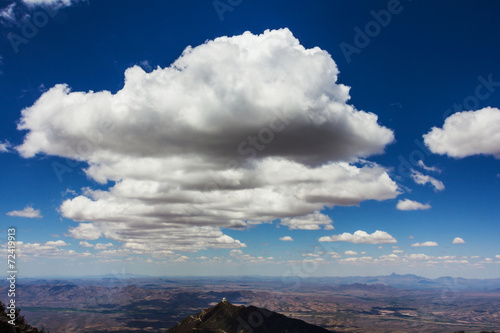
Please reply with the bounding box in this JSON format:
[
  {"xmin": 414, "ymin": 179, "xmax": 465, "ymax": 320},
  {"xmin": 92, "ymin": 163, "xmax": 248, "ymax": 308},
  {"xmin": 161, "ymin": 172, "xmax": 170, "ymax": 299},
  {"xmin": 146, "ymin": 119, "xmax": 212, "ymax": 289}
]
[
  {"xmin": 344, "ymin": 250, "xmax": 358, "ymax": 255},
  {"xmin": 411, "ymin": 241, "xmax": 438, "ymax": 247},
  {"xmin": 392, "ymin": 249, "xmax": 404, "ymax": 253},
  {"xmin": 280, "ymin": 211, "xmax": 333, "ymax": 230},
  {"xmin": 79, "ymin": 241, "xmax": 94, "ymax": 248},
  {"xmin": 279, "ymin": 236, "xmax": 294, "ymax": 242},
  {"xmin": 396, "ymin": 199, "xmax": 431, "ymax": 211},
  {"xmin": 6, "ymin": 206, "xmax": 42, "ymax": 218},
  {"xmin": 16, "ymin": 29, "xmax": 398, "ymax": 254},
  {"xmin": 424, "ymin": 107, "xmax": 500, "ymax": 159},
  {"xmin": 411, "ymin": 170, "xmax": 445, "ymax": 191},
  {"xmin": 319, "ymin": 230, "xmax": 397, "ymax": 244},
  {"xmin": 452, "ymin": 237, "xmax": 465, "ymax": 244},
  {"xmin": 417, "ymin": 160, "xmax": 440, "ymax": 173},
  {"xmin": 496, "ymin": 255, "xmax": 500, "ymax": 259}
]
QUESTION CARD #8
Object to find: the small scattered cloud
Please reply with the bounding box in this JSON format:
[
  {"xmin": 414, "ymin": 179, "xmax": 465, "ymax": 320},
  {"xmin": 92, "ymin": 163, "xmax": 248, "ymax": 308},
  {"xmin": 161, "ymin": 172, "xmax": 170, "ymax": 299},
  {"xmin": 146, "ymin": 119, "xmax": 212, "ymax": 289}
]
[
  {"xmin": 94, "ymin": 242, "xmax": 113, "ymax": 250},
  {"xmin": 45, "ymin": 240, "xmax": 69, "ymax": 246},
  {"xmin": 411, "ymin": 241, "xmax": 438, "ymax": 247},
  {"xmin": 408, "ymin": 235, "xmax": 414, "ymax": 239},
  {"xmin": 495, "ymin": 255, "xmax": 500, "ymax": 259},
  {"xmin": 417, "ymin": 160, "xmax": 441, "ymax": 173},
  {"xmin": 302, "ymin": 253, "xmax": 320, "ymax": 258},
  {"xmin": 139, "ymin": 60, "xmax": 153, "ymax": 72},
  {"xmin": 0, "ymin": 3, "xmax": 16, "ymax": 25},
  {"xmin": 379, "ymin": 253, "xmax": 399, "ymax": 261},
  {"xmin": 344, "ymin": 250, "xmax": 358, "ymax": 255},
  {"xmin": 452, "ymin": 237, "xmax": 465, "ymax": 244},
  {"xmin": 393, "ymin": 249, "xmax": 404, "ymax": 253},
  {"xmin": 408, "ymin": 253, "xmax": 431, "ymax": 260},
  {"xmin": 396, "ymin": 199, "xmax": 431, "ymax": 211},
  {"xmin": 279, "ymin": 236, "xmax": 294, "ymax": 242},
  {"xmin": 79, "ymin": 241, "xmax": 94, "ymax": 248},
  {"xmin": 229, "ymin": 249, "xmax": 273, "ymax": 263},
  {"xmin": 0, "ymin": 140, "xmax": 11, "ymax": 153},
  {"xmin": 22, "ymin": 0, "xmax": 79, "ymax": 9},
  {"xmin": 280, "ymin": 211, "xmax": 333, "ymax": 230},
  {"xmin": 6, "ymin": 206, "xmax": 42, "ymax": 218},
  {"xmin": 424, "ymin": 107, "xmax": 500, "ymax": 159},
  {"xmin": 328, "ymin": 251, "xmax": 341, "ymax": 258},
  {"xmin": 1, "ymin": 0, "xmax": 80, "ymax": 27},
  {"xmin": 411, "ymin": 170, "xmax": 445, "ymax": 191},
  {"xmin": 319, "ymin": 230, "xmax": 397, "ymax": 244},
  {"xmin": 339, "ymin": 256, "xmax": 373, "ymax": 263}
]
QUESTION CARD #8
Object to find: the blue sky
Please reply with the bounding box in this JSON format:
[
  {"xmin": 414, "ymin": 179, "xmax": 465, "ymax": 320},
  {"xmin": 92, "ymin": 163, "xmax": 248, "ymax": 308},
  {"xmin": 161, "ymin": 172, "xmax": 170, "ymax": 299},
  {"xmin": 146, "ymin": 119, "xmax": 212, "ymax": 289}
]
[{"xmin": 1, "ymin": 0, "xmax": 499, "ymax": 279}]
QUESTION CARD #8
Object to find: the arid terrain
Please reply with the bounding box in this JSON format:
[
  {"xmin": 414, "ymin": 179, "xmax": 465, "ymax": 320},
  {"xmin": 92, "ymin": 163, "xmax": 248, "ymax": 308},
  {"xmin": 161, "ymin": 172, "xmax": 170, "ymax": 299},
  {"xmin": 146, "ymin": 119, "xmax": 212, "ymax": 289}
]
[{"xmin": 1, "ymin": 274, "xmax": 499, "ymax": 333}]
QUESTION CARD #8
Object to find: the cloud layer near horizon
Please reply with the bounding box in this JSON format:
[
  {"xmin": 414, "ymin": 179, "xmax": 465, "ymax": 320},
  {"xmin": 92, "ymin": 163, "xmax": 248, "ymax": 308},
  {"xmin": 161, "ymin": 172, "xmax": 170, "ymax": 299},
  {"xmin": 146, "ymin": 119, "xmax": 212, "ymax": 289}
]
[{"xmin": 16, "ymin": 28, "xmax": 398, "ymax": 254}]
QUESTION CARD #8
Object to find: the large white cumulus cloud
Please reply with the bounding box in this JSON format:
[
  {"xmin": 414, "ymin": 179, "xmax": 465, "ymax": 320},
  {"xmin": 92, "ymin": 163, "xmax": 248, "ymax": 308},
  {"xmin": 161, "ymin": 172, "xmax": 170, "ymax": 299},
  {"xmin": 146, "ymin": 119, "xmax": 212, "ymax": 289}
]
[
  {"xmin": 424, "ymin": 107, "xmax": 500, "ymax": 159},
  {"xmin": 16, "ymin": 28, "xmax": 399, "ymax": 254}
]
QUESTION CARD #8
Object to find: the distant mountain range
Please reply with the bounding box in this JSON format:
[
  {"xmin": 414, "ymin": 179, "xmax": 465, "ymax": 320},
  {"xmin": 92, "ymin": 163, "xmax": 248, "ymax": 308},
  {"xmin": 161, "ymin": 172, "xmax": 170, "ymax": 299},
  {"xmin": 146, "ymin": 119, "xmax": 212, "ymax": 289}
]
[
  {"xmin": 166, "ymin": 299, "xmax": 336, "ymax": 333},
  {"xmin": 6, "ymin": 273, "xmax": 500, "ymax": 291}
]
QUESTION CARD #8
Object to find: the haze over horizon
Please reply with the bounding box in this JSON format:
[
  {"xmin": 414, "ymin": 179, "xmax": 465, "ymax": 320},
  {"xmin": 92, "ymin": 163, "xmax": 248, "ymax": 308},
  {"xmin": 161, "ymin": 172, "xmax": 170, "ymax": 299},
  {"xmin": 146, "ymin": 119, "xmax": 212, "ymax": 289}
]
[{"xmin": 1, "ymin": 0, "xmax": 500, "ymax": 280}]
